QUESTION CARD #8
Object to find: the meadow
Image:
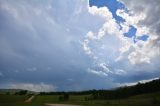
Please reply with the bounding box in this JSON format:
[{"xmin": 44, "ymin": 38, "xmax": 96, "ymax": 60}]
[{"xmin": 0, "ymin": 91, "xmax": 160, "ymax": 106}]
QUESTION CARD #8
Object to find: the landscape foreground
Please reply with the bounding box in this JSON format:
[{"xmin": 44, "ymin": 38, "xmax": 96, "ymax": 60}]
[{"xmin": 0, "ymin": 79, "xmax": 160, "ymax": 106}]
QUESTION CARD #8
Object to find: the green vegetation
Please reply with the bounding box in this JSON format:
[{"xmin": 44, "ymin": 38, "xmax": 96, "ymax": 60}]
[
  {"xmin": 0, "ymin": 94, "xmax": 27, "ymax": 103},
  {"xmin": 33, "ymin": 93, "xmax": 160, "ymax": 106},
  {"xmin": 58, "ymin": 93, "xmax": 69, "ymax": 101},
  {"xmin": 0, "ymin": 92, "xmax": 160, "ymax": 106},
  {"xmin": 0, "ymin": 79, "xmax": 160, "ymax": 106},
  {"xmin": 0, "ymin": 94, "xmax": 31, "ymax": 106}
]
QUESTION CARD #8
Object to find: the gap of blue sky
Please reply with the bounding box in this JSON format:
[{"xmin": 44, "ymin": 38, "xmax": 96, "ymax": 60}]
[
  {"xmin": 89, "ymin": 0, "xmax": 125, "ymax": 24},
  {"xmin": 137, "ymin": 35, "xmax": 149, "ymax": 41},
  {"xmin": 124, "ymin": 26, "xmax": 136, "ymax": 38}
]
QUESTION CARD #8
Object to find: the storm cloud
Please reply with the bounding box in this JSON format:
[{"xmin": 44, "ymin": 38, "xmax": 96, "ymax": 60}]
[{"xmin": 0, "ymin": 0, "xmax": 160, "ymax": 91}]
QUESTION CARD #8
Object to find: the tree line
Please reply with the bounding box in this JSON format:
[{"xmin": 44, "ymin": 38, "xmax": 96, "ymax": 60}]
[
  {"xmin": 39, "ymin": 78, "xmax": 160, "ymax": 100},
  {"xmin": 90, "ymin": 78, "xmax": 160, "ymax": 100}
]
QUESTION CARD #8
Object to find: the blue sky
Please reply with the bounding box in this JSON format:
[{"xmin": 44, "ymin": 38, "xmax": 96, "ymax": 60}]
[
  {"xmin": 89, "ymin": 0, "xmax": 125, "ymax": 23},
  {"xmin": 0, "ymin": 0, "xmax": 160, "ymax": 92}
]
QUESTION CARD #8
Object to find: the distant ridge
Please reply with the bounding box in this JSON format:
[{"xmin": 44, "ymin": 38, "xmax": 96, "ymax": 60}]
[{"xmin": 0, "ymin": 89, "xmax": 35, "ymax": 95}]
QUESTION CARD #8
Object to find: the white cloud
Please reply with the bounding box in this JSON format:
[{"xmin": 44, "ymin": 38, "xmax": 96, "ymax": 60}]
[
  {"xmin": 97, "ymin": 19, "xmax": 120, "ymax": 39},
  {"xmin": 82, "ymin": 39, "xmax": 92, "ymax": 55},
  {"xmin": 99, "ymin": 63, "xmax": 111, "ymax": 73},
  {"xmin": 87, "ymin": 62, "xmax": 112, "ymax": 77},
  {"xmin": 88, "ymin": 6, "xmax": 112, "ymax": 20},
  {"xmin": 116, "ymin": 9, "xmax": 146, "ymax": 26},
  {"xmin": 136, "ymin": 26, "xmax": 149, "ymax": 37},
  {"xmin": 120, "ymin": 23, "xmax": 130, "ymax": 34},
  {"xmin": 82, "ymin": 0, "xmax": 160, "ymax": 78},
  {"xmin": 88, "ymin": 6, "xmax": 120, "ymax": 39},
  {"xmin": 119, "ymin": 0, "xmax": 160, "ymax": 35},
  {"xmin": 128, "ymin": 36, "xmax": 160, "ymax": 65},
  {"xmin": 122, "ymin": 77, "xmax": 159, "ymax": 86},
  {"xmin": 128, "ymin": 51, "xmax": 150, "ymax": 64},
  {"xmin": 86, "ymin": 31, "xmax": 96, "ymax": 40},
  {"xmin": 115, "ymin": 1, "xmax": 160, "ymax": 65},
  {"xmin": 9, "ymin": 82, "xmax": 56, "ymax": 92},
  {"xmin": 83, "ymin": 5, "xmax": 132, "ymax": 76},
  {"xmin": 88, "ymin": 68, "xmax": 108, "ymax": 77},
  {"xmin": 114, "ymin": 69, "xmax": 126, "ymax": 75},
  {"xmin": 118, "ymin": 0, "xmax": 160, "ymax": 65}
]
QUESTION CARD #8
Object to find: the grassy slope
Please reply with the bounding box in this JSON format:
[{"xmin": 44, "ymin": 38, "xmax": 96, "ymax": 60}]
[
  {"xmin": 27, "ymin": 92, "xmax": 160, "ymax": 106},
  {"xmin": 0, "ymin": 92, "xmax": 160, "ymax": 106}
]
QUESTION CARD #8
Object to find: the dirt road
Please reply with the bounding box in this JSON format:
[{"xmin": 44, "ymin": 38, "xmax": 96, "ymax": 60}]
[{"xmin": 25, "ymin": 95, "xmax": 35, "ymax": 103}]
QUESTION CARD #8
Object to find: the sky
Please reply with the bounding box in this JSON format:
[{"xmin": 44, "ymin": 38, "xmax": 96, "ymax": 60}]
[{"xmin": 0, "ymin": 0, "xmax": 160, "ymax": 92}]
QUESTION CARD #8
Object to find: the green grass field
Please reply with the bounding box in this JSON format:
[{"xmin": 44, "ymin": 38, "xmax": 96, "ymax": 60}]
[
  {"xmin": 0, "ymin": 94, "xmax": 27, "ymax": 103},
  {"xmin": 0, "ymin": 92, "xmax": 160, "ymax": 106}
]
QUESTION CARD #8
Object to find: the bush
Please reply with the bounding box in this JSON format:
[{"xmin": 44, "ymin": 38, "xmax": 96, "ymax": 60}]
[
  {"xmin": 58, "ymin": 93, "xmax": 69, "ymax": 101},
  {"xmin": 15, "ymin": 90, "xmax": 28, "ymax": 95}
]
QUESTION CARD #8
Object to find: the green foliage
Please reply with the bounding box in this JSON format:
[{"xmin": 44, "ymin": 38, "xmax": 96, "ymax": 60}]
[
  {"xmin": 89, "ymin": 79, "xmax": 160, "ymax": 100},
  {"xmin": 58, "ymin": 93, "xmax": 69, "ymax": 101},
  {"xmin": 15, "ymin": 90, "xmax": 28, "ymax": 95}
]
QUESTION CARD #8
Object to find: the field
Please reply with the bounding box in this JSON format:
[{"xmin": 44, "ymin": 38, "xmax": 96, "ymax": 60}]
[{"xmin": 0, "ymin": 92, "xmax": 160, "ymax": 106}]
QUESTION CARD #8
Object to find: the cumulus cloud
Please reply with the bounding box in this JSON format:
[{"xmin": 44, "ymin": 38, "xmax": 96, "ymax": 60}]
[
  {"xmin": 118, "ymin": 0, "xmax": 160, "ymax": 64},
  {"xmin": 82, "ymin": 4, "xmax": 132, "ymax": 76},
  {"xmin": 118, "ymin": 0, "xmax": 160, "ymax": 34},
  {"xmin": 88, "ymin": 6, "xmax": 120, "ymax": 39},
  {"xmin": 116, "ymin": 9, "xmax": 146, "ymax": 26},
  {"xmin": 82, "ymin": 0, "xmax": 160, "ymax": 82}
]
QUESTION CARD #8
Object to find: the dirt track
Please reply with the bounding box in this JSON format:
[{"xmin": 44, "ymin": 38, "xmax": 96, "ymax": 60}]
[
  {"xmin": 25, "ymin": 95, "xmax": 35, "ymax": 103},
  {"xmin": 45, "ymin": 103, "xmax": 81, "ymax": 106}
]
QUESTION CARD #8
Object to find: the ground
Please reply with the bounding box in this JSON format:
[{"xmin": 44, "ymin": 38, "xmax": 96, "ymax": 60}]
[{"xmin": 0, "ymin": 92, "xmax": 160, "ymax": 106}]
